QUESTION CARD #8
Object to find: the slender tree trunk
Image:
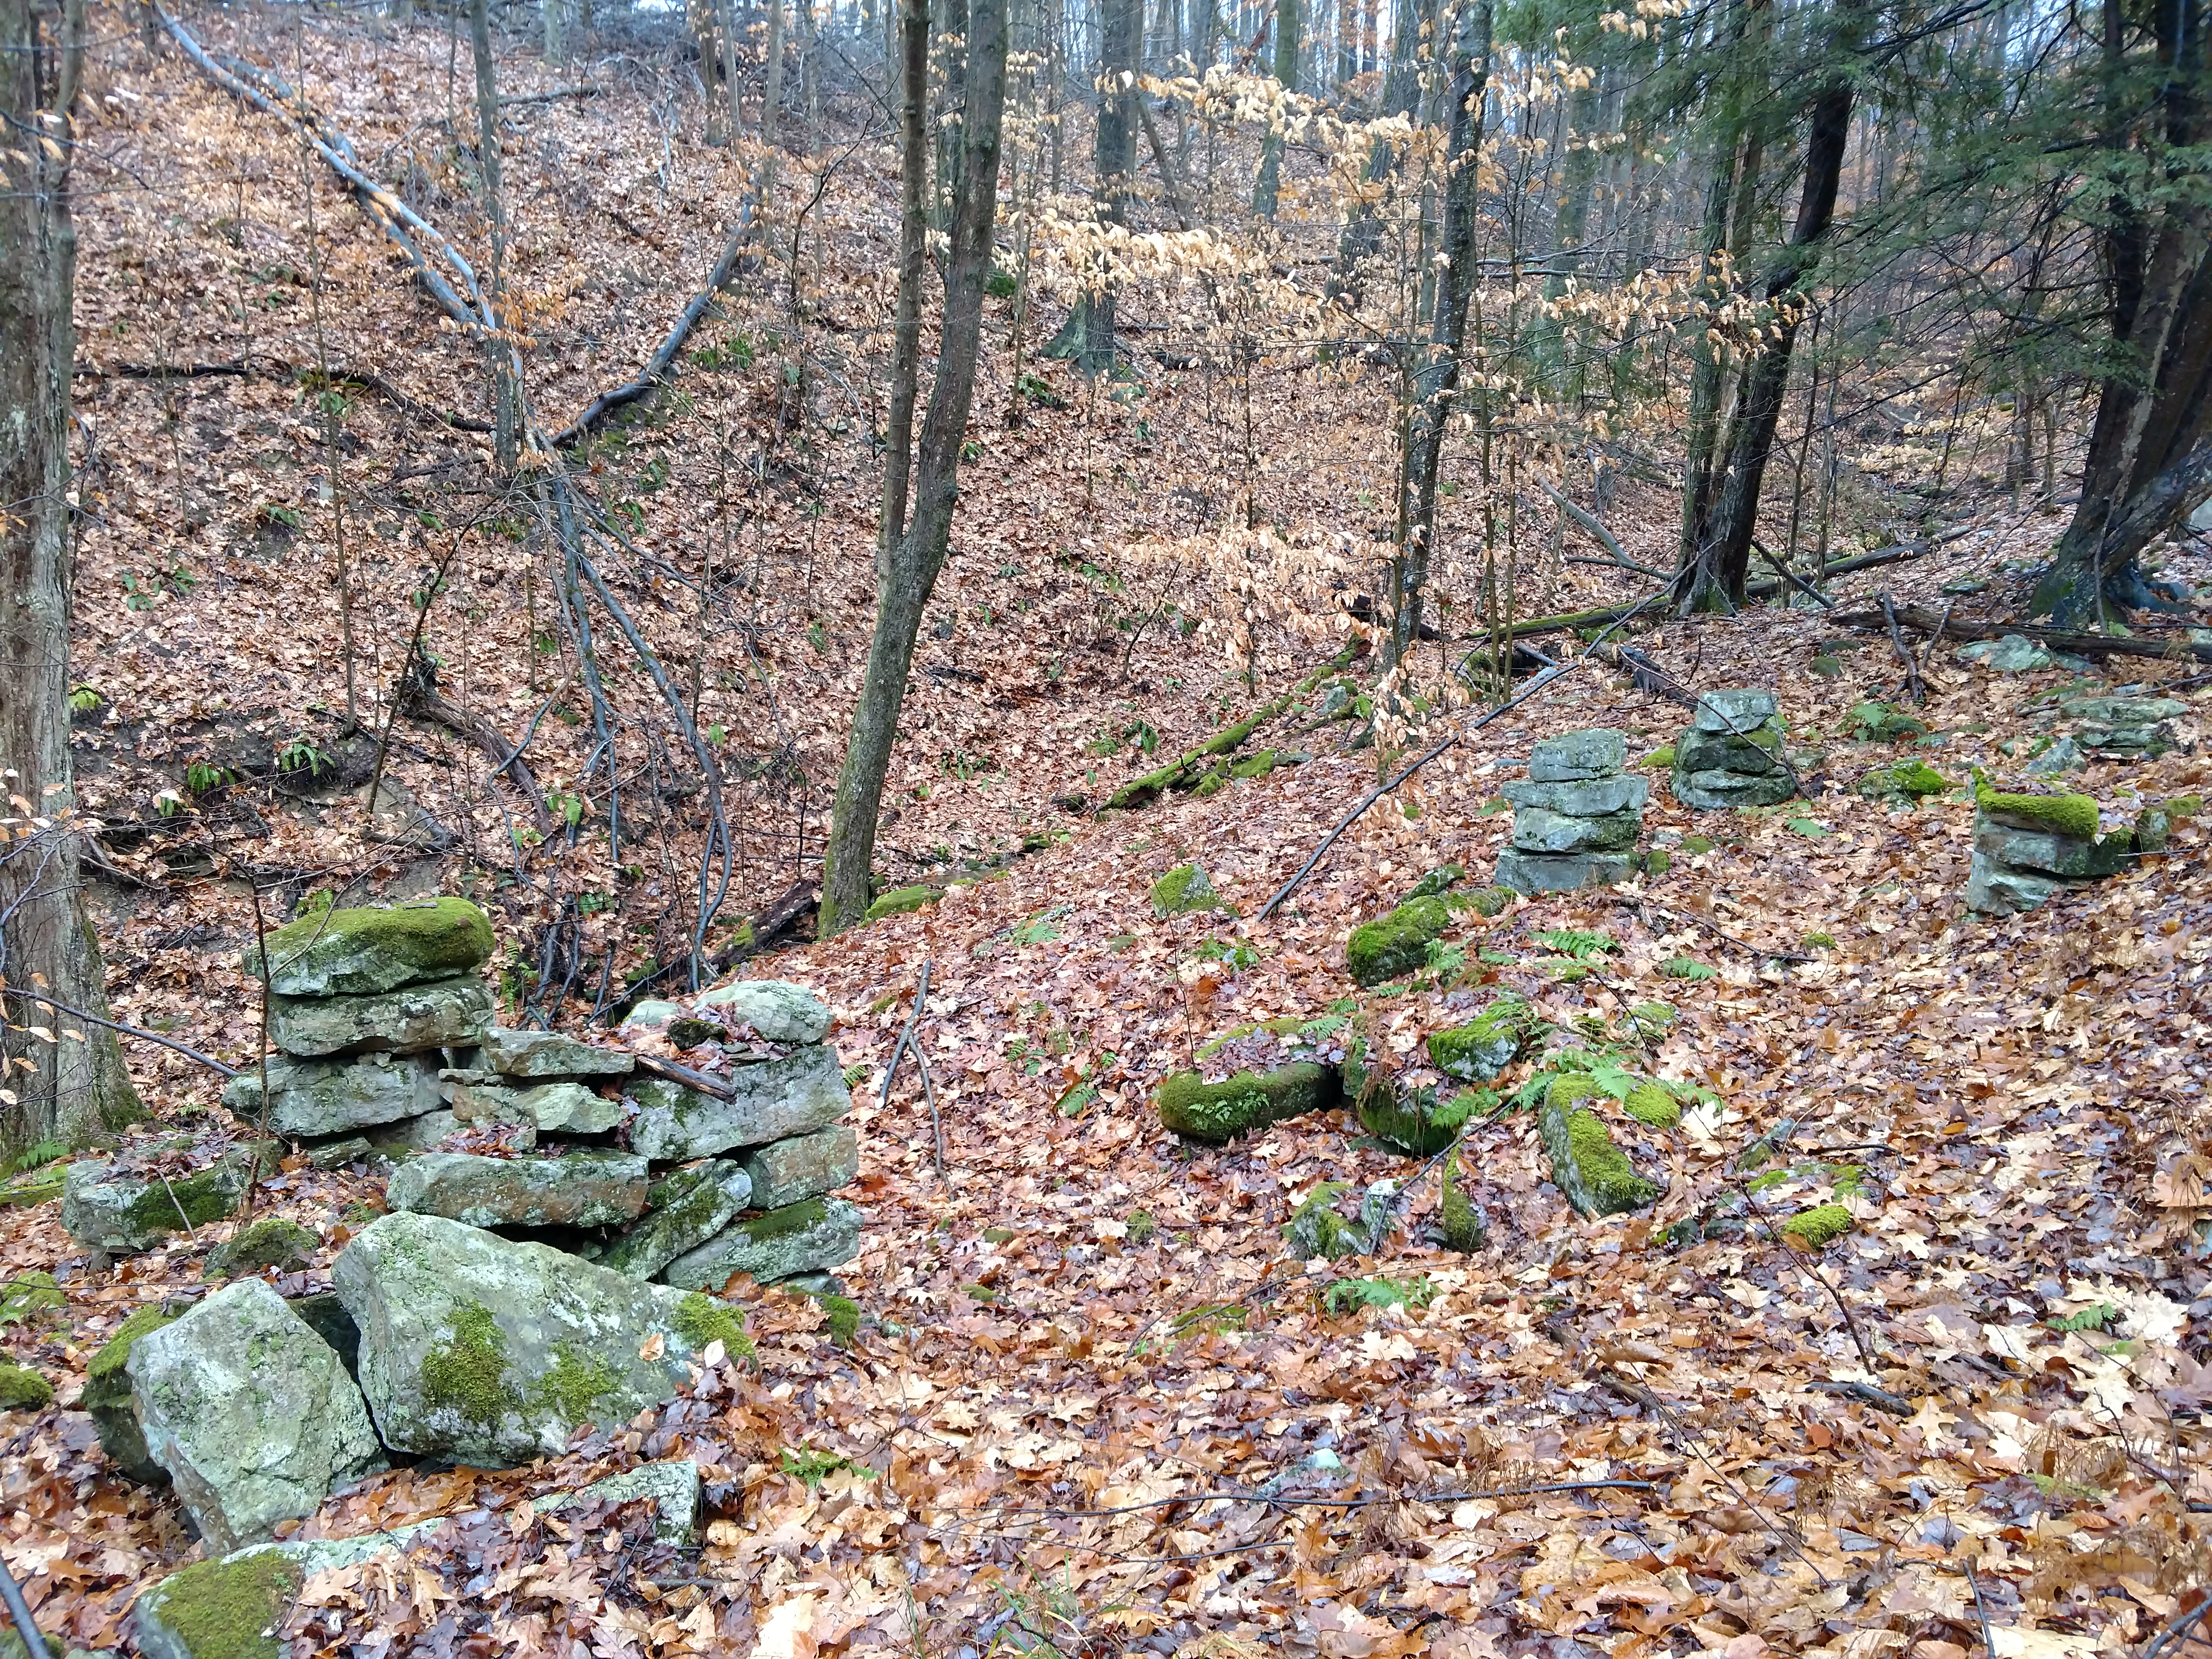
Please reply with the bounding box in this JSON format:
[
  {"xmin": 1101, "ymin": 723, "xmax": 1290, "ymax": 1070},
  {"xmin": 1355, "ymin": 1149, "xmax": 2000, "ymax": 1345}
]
[
  {"xmin": 470, "ymin": 0, "xmax": 519, "ymax": 472},
  {"xmin": 1386, "ymin": 0, "xmax": 1491, "ymax": 672},
  {"xmin": 1688, "ymin": 0, "xmax": 1867, "ymax": 611},
  {"xmin": 543, "ymin": 0, "xmax": 563, "ymax": 59},
  {"xmin": 1045, "ymin": 0, "xmax": 1135, "ymax": 372},
  {"xmin": 820, "ymin": 0, "xmax": 1009, "ymax": 935},
  {"xmin": 0, "ymin": 0, "xmax": 142, "ymax": 1148},
  {"xmin": 764, "ymin": 0, "xmax": 788, "ymax": 148},
  {"xmin": 1252, "ymin": 0, "xmax": 1298, "ymax": 216},
  {"xmin": 1330, "ymin": 0, "xmax": 1423, "ymax": 305},
  {"xmin": 878, "ymin": 0, "xmax": 929, "ymax": 565}
]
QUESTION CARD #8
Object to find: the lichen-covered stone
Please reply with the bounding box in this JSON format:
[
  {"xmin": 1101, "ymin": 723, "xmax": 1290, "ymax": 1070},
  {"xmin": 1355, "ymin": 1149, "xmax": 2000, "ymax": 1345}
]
[
  {"xmin": 693, "ymin": 980, "xmax": 834, "ymax": 1043},
  {"xmin": 448, "ymin": 1077, "xmax": 625, "ymax": 1135},
  {"xmin": 479, "ymin": 1027, "xmax": 635, "ymax": 1080},
  {"xmin": 2060, "ymin": 694, "xmax": 2187, "ymax": 756},
  {"xmin": 1493, "ymin": 849, "xmax": 1635, "ymax": 895},
  {"xmin": 1960, "ymin": 634, "xmax": 2057, "ymax": 673},
  {"xmin": 1156, "ymin": 1063, "xmax": 1340, "ymax": 1143},
  {"xmin": 661, "ymin": 1197, "xmax": 865, "ymax": 1289},
  {"xmin": 386, "ymin": 1151, "xmax": 651, "ymax": 1230},
  {"xmin": 203, "ymin": 1217, "xmax": 319, "ymax": 1281},
  {"xmin": 1459, "ymin": 885, "xmax": 1515, "ymax": 918},
  {"xmin": 2024, "ymin": 736, "xmax": 2086, "ymax": 777},
  {"xmin": 63, "ymin": 1152, "xmax": 253, "ymax": 1254},
  {"xmin": 626, "ymin": 1043, "xmax": 851, "ymax": 1161},
  {"xmin": 600, "ymin": 1161, "xmax": 754, "ymax": 1280},
  {"xmin": 0, "ymin": 1360, "xmax": 52, "ymax": 1410},
  {"xmin": 220, "ymin": 1051, "xmax": 444, "ymax": 1137},
  {"xmin": 1426, "ymin": 998, "xmax": 1531, "ymax": 1082},
  {"xmin": 333, "ymin": 1211, "xmax": 730, "ymax": 1464},
  {"xmin": 86, "ymin": 1302, "xmax": 179, "ymax": 1483},
  {"xmin": 1502, "ymin": 774, "xmax": 1649, "ymax": 817},
  {"xmin": 1346, "ymin": 895, "xmax": 1450, "ymax": 987},
  {"xmin": 1509, "ymin": 803, "xmax": 1643, "ymax": 854},
  {"xmin": 864, "ymin": 885, "xmax": 939, "ymax": 922},
  {"xmin": 741, "ymin": 1123, "xmax": 860, "ymax": 1208},
  {"xmin": 127, "ymin": 1279, "xmax": 384, "ymax": 1553},
  {"xmin": 1972, "ymin": 818, "xmax": 2129, "ymax": 880},
  {"xmin": 269, "ymin": 975, "xmax": 493, "ymax": 1059},
  {"xmin": 1779, "ymin": 1203, "xmax": 1853, "ymax": 1248},
  {"xmin": 366, "ymin": 1108, "xmax": 465, "ymax": 1152},
  {"xmin": 1690, "ymin": 689, "xmax": 1779, "ymax": 732},
  {"xmin": 1527, "ymin": 728, "xmax": 1628, "ymax": 781},
  {"xmin": 247, "ymin": 897, "xmax": 493, "ymax": 998},
  {"xmin": 1964, "ymin": 850, "xmax": 2070, "ymax": 916},
  {"xmin": 1538, "ymin": 1077, "xmax": 1657, "ymax": 1218},
  {"xmin": 288, "ymin": 1292, "xmax": 360, "ymax": 1380},
  {"xmin": 1150, "ymin": 862, "xmax": 1221, "ymax": 918}
]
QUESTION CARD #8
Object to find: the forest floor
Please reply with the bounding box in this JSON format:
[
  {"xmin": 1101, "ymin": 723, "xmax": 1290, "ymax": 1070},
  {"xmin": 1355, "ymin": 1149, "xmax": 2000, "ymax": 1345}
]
[{"xmin": 5, "ymin": 8, "xmax": 2212, "ymax": 1659}]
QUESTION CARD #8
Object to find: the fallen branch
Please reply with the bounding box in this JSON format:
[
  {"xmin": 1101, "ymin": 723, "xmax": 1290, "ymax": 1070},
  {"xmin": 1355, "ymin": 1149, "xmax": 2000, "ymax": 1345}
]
[
  {"xmin": 1540, "ymin": 479, "xmax": 1666, "ymax": 579},
  {"xmin": 500, "ymin": 82, "xmax": 599, "ymax": 104},
  {"xmin": 1834, "ymin": 602, "xmax": 2212, "ymax": 663},
  {"xmin": 396, "ymin": 658, "xmax": 553, "ymax": 834},
  {"xmin": 1880, "ymin": 590, "xmax": 1928, "ymax": 704},
  {"xmin": 1808, "ymin": 1379, "xmax": 1913, "ymax": 1416},
  {"xmin": 2, "ymin": 985, "xmax": 239, "ymax": 1077},
  {"xmin": 75, "ymin": 353, "xmax": 493, "ymax": 432},
  {"xmin": 878, "ymin": 960, "xmax": 944, "ymax": 1183},
  {"xmin": 631, "ymin": 1052, "xmax": 737, "ymax": 1102}
]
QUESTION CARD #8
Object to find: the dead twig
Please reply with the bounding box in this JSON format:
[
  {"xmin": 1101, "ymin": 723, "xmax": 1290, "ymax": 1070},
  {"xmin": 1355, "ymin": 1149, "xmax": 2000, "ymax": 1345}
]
[
  {"xmin": 878, "ymin": 961, "xmax": 945, "ymax": 1185},
  {"xmin": 631, "ymin": 1053, "xmax": 737, "ymax": 1102},
  {"xmin": 1880, "ymin": 590, "xmax": 1928, "ymax": 704},
  {"xmin": 1808, "ymin": 1379, "xmax": 1914, "ymax": 1416},
  {"xmin": 1736, "ymin": 1174, "xmax": 1880, "ymax": 1375},
  {"xmin": 0, "ymin": 986, "xmax": 238, "ymax": 1077}
]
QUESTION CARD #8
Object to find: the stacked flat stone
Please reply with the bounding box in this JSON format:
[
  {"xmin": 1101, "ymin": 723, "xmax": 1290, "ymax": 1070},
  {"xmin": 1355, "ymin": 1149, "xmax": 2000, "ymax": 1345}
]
[
  {"xmin": 1496, "ymin": 728, "xmax": 1646, "ymax": 894},
  {"xmin": 1670, "ymin": 689, "xmax": 1796, "ymax": 809},
  {"xmin": 1965, "ymin": 782, "xmax": 2132, "ymax": 915}
]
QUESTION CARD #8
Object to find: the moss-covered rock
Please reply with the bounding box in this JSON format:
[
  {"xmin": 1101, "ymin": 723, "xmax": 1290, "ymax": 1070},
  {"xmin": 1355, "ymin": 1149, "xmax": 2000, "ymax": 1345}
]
[
  {"xmin": 132, "ymin": 1548, "xmax": 305, "ymax": 1659},
  {"xmin": 863, "ymin": 885, "xmax": 938, "ymax": 922},
  {"xmin": 1156, "ymin": 1062, "xmax": 1340, "ymax": 1143},
  {"xmin": 1230, "ymin": 748, "xmax": 1279, "ymax": 779},
  {"xmin": 1855, "ymin": 760, "xmax": 1949, "ymax": 805},
  {"xmin": 63, "ymin": 1153, "xmax": 254, "ymax": 1255},
  {"xmin": 1779, "ymin": 1203, "xmax": 1853, "ymax": 1248},
  {"xmin": 0, "ymin": 1361, "xmax": 53, "ymax": 1411},
  {"xmin": 1638, "ymin": 746, "xmax": 1676, "ymax": 768},
  {"xmin": 1538, "ymin": 1076, "xmax": 1657, "ymax": 1218},
  {"xmin": 600, "ymin": 1161, "xmax": 754, "ymax": 1280},
  {"xmin": 660, "ymin": 1197, "xmax": 865, "ymax": 1289},
  {"xmin": 87, "ymin": 1301, "xmax": 179, "ymax": 1483},
  {"xmin": 1437, "ymin": 1155, "xmax": 1487, "ymax": 1253},
  {"xmin": 1284, "ymin": 1181, "xmax": 1356, "ymax": 1260},
  {"xmin": 1356, "ymin": 1081, "xmax": 1485, "ymax": 1156},
  {"xmin": 1426, "ymin": 997, "xmax": 1532, "ymax": 1082},
  {"xmin": 1150, "ymin": 862, "xmax": 1221, "ymax": 918},
  {"xmin": 1402, "ymin": 863, "xmax": 1464, "ymax": 901},
  {"xmin": 1971, "ymin": 770, "xmax": 2099, "ymax": 839},
  {"xmin": 202, "ymin": 1216, "xmax": 319, "ymax": 1281},
  {"xmin": 1345, "ymin": 895, "xmax": 1450, "ymax": 987},
  {"xmin": 1622, "ymin": 1081, "xmax": 1682, "ymax": 1128},
  {"xmin": 1457, "ymin": 885, "xmax": 1515, "ymax": 918},
  {"xmin": 246, "ymin": 896, "xmax": 494, "ymax": 998}
]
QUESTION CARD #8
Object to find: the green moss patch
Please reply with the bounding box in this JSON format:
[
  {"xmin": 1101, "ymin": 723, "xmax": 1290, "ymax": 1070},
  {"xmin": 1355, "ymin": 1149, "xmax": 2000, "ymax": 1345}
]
[
  {"xmin": 204, "ymin": 1216, "xmax": 318, "ymax": 1280},
  {"xmin": 863, "ymin": 885, "xmax": 940, "ymax": 923},
  {"xmin": 0, "ymin": 1361, "xmax": 53, "ymax": 1411},
  {"xmin": 1456, "ymin": 885, "xmax": 1515, "ymax": 918},
  {"xmin": 1230, "ymin": 748, "xmax": 1279, "ymax": 779},
  {"xmin": 1856, "ymin": 760, "xmax": 1950, "ymax": 803},
  {"xmin": 252, "ymin": 895, "xmax": 493, "ymax": 988},
  {"xmin": 1425, "ymin": 997, "xmax": 1533, "ymax": 1082},
  {"xmin": 1622, "ymin": 1081, "xmax": 1682, "ymax": 1128},
  {"xmin": 741, "ymin": 1198, "xmax": 830, "ymax": 1242},
  {"xmin": 124, "ymin": 1166, "xmax": 247, "ymax": 1237},
  {"xmin": 1346, "ymin": 896, "xmax": 1451, "ymax": 988},
  {"xmin": 1972, "ymin": 770, "xmax": 2100, "ymax": 839},
  {"xmin": 673, "ymin": 1292, "xmax": 754, "ymax": 1360},
  {"xmin": 420, "ymin": 1302, "xmax": 519, "ymax": 1432},
  {"xmin": 1403, "ymin": 863, "xmax": 1464, "ymax": 900},
  {"xmin": 1156, "ymin": 1062, "xmax": 1340, "ymax": 1143},
  {"xmin": 1150, "ymin": 863, "xmax": 1221, "ymax": 918},
  {"xmin": 1638, "ymin": 746, "xmax": 1676, "ymax": 768},
  {"xmin": 1539, "ymin": 1077, "xmax": 1658, "ymax": 1218},
  {"xmin": 85, "ymin": 1302, "xmax": 178, "ymax": 1412},
  {"xmin": 141, "ymin": 1551, "xmax": 307, "ymax": 1659},
  {"xmin": 535, "ymin": 1343, "xmax": 621, "ymax": 1424},
  {"xmin": 1438, "ymin": 1156, "xmax": 1486, "ymax": 1253},
  {"xmin": 1779, "ymin": 1203, "xmax": 1853, "ymax": 1248}
]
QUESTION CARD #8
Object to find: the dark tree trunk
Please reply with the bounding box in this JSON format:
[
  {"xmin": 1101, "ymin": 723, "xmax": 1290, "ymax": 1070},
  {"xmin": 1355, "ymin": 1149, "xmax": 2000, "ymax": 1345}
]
[
  {"xmin": 819, "ymin": 0, "xmax": 1009, "ymax": 935},
  {"xmin": 0, "ymin": 0, "xmax": 142, "ymax": 1147},
  {"xmin": 1252, "ymin": 0, "xmax": 1298, "ymax": 217},
  {"xmin": 1386, "ymin": 0, "xmax": 1491, "ymax": 671},
  {"xmin": 1329, "ymin": 0, "xmax": 1426, "ymax": 305},
  {"xmin": 1045, "ymin": 0, "xmax": 1136, "ymax": 372},
  {"xmin": 877, "ymin": 0, "xmax": 929, "ymax": 569}
]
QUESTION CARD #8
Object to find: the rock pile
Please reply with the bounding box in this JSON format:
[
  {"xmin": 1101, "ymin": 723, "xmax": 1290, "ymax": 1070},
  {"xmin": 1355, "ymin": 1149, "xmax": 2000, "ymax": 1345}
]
[
  {"xmin": 1669, "ymin": 689, "xmax": 1796, "ymax": 809},
  {"xmin": 1496, "ymin": 728, "xmax": 1647, "ymax": 894},
  {"xmin": 1964, "ymin": 774, "xmax": 2135, "ymax": 915}
]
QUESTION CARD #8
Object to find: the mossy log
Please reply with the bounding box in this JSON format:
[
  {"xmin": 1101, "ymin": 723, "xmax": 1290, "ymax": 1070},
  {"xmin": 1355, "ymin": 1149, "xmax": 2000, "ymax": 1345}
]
[
  {"xmin": 1105, "ymin": 647, "xmax": 1356, "ymax": 810},
  {"xmin": 1156, "ymin": 1062, "xmax": 1341, "ymax": 1143}
]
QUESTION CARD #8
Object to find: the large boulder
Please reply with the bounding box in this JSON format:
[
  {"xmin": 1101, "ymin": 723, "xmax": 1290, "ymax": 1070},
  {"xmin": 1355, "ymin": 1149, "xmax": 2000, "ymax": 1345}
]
[
  {"xmin": 626, "ymin": 1044, "xmax": 851, "ymax": 1161},
  {"xmin": 1345, "ymin": 896, "xmax": 1451, "ymax": 988},
  {"xmin": 332, "ymin": 1212, "xmax": 745, "ymax": 1464},
  {"xmin": 385, "ymin": 1151, "xmax": 651, "ymax": 1229},
  {"xmin": 84, "ymin": 1303, "xmax": 178, "ymax": 1484},
  {"xmin": 601, "ymin": 1161, "xmax": 755, "ymax": 1279},
  {"xmin": 662, "ymin": 1198, "xmax": 865, "ymax": 1290},
  {"xmin": 693, "ymin": 980, "xmax": 834, "ymax": 1044},
  {"xmin": 127, "ymin": 1279, "xmax": 384, "ymax": 1553},
  {"xmin": 448, "ymin": 1076, "xmax": 626, "ymax": 1135},
  {"xmin": 479, "ymin": 1026, "xmax": 635, "ymax": 1080},
  {"xmin": 63, "ymin": 1151, "xmax": 253, "ymax": 1255},
  {"xmin": 742, "ymin": 1123, "xmax": 860, "ymax": 1208},
  {"xmin": 220, "ymin": 1050, "xmax": 444, "ymax": 1136},
  {"xmin": 247, "ymin": 897, "xmax": 494, "ymax": 997},
  {"xmin": 270, "ymin": 976, "xmax": 493, "ymax": 1058}
]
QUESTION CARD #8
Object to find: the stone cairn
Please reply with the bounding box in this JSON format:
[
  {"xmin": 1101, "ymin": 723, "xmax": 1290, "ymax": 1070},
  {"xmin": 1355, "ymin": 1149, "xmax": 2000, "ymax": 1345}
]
[
  {"xmin": 59, "ymin": 896, "xmax": 867, "ymax": 1633},
  {"xmin": 1964, "ymin": 774, "xmax": 2134, "ymax": 916},
  {"xmin": 1495, "ymin": 728, "xmax": 1647, "ymax": 894},
  {"xmin": 1669, "ymin": 688, "xmax": 1796, "ymax": 810}
]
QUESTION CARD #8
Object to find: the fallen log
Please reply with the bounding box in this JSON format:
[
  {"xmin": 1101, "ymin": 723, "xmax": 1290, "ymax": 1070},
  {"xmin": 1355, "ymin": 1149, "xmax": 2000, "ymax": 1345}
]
[{"xmin": 1832, "ymin": 604, "xmax": 2212, "ymax": 664}]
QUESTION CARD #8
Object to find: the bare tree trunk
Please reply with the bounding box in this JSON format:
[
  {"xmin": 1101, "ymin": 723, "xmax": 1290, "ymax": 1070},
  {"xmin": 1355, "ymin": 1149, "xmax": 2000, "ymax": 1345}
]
[
  {"xmin": 1385, "ymin": 0, "xmax": 1491, "ymax": 673},
  {"xmin": 820, "ymin": 0, "xmax": 1009, "ymax": 936},
  {"xmin": 878, "ymin": 0, "xmax": 928, "ymax": 565},
  {"xmin": 764, "ymin": 0, "xmax": 787, "ymax": 148},
  {"xmin": 0, "ymin": 0, "xmax": 142, "ymax": 1148},
  {"xmin": 1330, "ymin": 0, "xmax": 1424, "ymax": 306},
  {"xmin": 1252, "ymin": 0, "xmax": 1298, "ymax": 217},
  {"xmin": 1044, "ymin": 0, "xmax": 1134, "ymax": 372},
  {"xmin": 543, "ymin": 0, "xmax": 563, "ymax": 59},
  {"xmin": 470, "ymin": 0, "xmax": 520, "ymax": 471}
]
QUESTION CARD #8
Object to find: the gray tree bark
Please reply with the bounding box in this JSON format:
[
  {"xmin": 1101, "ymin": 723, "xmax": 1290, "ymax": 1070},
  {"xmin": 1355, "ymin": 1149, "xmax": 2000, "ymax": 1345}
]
[
  {"xmin": 0, "ymin": 0, "xmax": 142, "ymax": 1148},
  {"xmin": 1252, "ymin": 0, "xmax": 1298, "ymax": 217},
  {"xmin": 820, "ymin": 0, "xmax": 1009, "ymax": 935},
  {"xmin": 470, "ymin": 0, "xmax": 520, "ymax": 471}
]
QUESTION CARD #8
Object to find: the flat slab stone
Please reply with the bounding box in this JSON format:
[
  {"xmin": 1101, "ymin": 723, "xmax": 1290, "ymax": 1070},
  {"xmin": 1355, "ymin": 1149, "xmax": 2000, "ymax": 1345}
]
[
  {"xmin": 601, "ymin": 1161, "xmax": 754, "ymax": 1280},
  {"xmin": 1502, "ymin": 774, "xmax": 1648, "ymax": 817},
  {"xmin": 480, "ymin": 1027, "xmax": 635, "ymax": 1080},
  {"xmin": 127, "ymin": 1279, "xmax": 383, "ymax": 1553},
  {"xmin": 1509, "ymin": 804, "xmax": 1642, "ymax": 854},
  {"xmin": 449, "ymin": 1077, "xmax": 626, "ymax": 1135},
  {"xmin": 1674, "ymin": 722, "xmax": 1789, "ymax": 776},
  {"xmin": 1493, "ymin": 849, "xmax": 1635, "ymax": 895},
  {"xmin": 662, "ymin": 1197, "xmax": 864, "ymax": 1289},
  {"xmin": 63, "ymin": 1151, "xmax": 254, "ymax": 1255},
  {"xmin": 221, "ymin": 1051, "xmax": 443, "ymax": 1137},
  {"xmin": 247, "ymin": 897, "xmax": 494, "ymax": 998},
  {"xmin": 742, "ymin": 1123, "xmax": 860, "ymax": 1209},
  {"xmin": 1671, "ymin": 766, "xmax": 1797, "ymax": 810},
  {"xmin": 1966, "ymin": 847, "xmax": 2073, "ymax": 915},
  {"xmin": 333, "ymin": 1212, "xmax": 739, "ymax": 1464},
  {"xmin": 692, "ymin": 980, "xmax": 834, "ymax": 1044},
  {"xmin": 1972, "ymin": 817, "xmax": 2128, "ymax": 880},
  {"xmin": 627, "ymin": 1043, "xmax": 851, "ymax": 1161},
  {"xmin": 386, "ymin": 1152, "xmax": 650, "ymax": 1229},
  {"xmin": 271, "ymin": 975, "xmax": 493, "ymax": 1059},
  {"xmin": 1527, "ymin": 729, "xmax": 1627, "ymax": 782},
  {"xmin": 1690, "ymin": 689, "xmax": 1779, "ymax": 733}
]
